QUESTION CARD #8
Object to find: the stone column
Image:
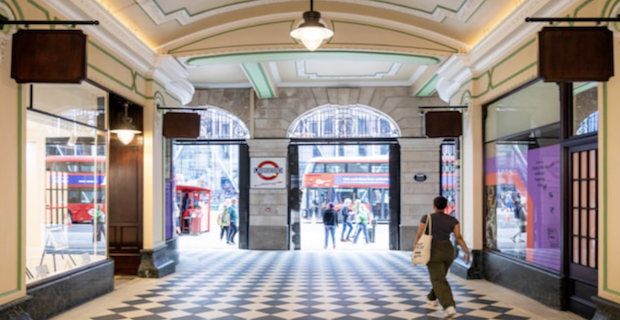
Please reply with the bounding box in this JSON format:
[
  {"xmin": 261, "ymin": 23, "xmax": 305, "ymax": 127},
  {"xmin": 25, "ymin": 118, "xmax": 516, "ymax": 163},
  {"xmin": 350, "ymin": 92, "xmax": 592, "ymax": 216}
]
[
  {"xmin": 247, "ymin": 139, "xmax": 290, "ymax": 250},
  {"xmin": 398, "ymin": 138, "xmax": 443, "ymax": 251}
]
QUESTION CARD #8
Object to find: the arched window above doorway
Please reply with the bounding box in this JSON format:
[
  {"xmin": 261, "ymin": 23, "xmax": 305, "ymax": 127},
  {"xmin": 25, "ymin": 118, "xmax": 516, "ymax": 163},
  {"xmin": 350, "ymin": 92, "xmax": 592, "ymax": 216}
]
[
  {"xmin": 172, "ymin": 107, "xmax": 250, "ymax": 140},
  {"xmin": 287, "ymin": 104, "xmax": 401, "ymax": 139}
]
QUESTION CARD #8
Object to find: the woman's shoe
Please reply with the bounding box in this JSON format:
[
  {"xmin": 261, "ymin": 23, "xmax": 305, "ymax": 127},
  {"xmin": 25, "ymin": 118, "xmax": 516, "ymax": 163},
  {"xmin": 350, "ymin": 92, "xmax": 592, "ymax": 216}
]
[
  {"xmin": 426, "ymin": 298, "xmax": 438, "ymax": 307},
  {"xmin": 444, "ymin": 306, "xmax": 456, "ymax": 318}
]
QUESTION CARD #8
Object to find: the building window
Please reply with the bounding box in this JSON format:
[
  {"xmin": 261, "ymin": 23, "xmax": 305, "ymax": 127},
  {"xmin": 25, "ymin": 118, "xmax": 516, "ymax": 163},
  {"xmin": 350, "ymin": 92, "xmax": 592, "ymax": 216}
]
[
  {"xmin": 573, "ymin": 82, "xmax": 598, "ymax": 136},
  {"xmin": 26, "ymin": 83, "xmax": 108, "ymax": 284},
  {"xmin": 287, "ymin": 105, "xmax": 400, "ymax": 138},
  {"xmin": 484, "ymin": 80, "xmax": 561, "ymax": 271}
]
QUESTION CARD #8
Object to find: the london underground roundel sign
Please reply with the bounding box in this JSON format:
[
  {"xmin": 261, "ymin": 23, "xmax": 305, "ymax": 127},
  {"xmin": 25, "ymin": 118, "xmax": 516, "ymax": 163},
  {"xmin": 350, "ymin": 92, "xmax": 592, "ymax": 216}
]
[
  {"xmin": 255, "ymin": 160, "xmax": 282, "ymax": 180},
  {"xmin": 251, "ymin": 157, "xmax": 286, "ymax": 188}
]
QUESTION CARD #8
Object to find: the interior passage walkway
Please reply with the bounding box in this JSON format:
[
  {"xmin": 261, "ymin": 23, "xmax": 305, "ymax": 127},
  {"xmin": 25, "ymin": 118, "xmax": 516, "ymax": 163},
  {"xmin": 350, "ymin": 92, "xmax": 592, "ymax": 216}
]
[{"xmin": 52, "ymin": 249, "xmax": 585, "ymax": 320}]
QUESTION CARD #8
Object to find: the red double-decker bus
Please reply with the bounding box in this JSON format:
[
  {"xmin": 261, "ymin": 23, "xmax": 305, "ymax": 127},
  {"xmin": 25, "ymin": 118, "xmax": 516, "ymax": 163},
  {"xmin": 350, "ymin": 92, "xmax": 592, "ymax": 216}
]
[
  {"xmin": 45, "ymin": 156, "xmax": 106, "ymax": 223},
  {"xmin": 300, "ymin": 156, "xmax": 390, "ymax": 223}
]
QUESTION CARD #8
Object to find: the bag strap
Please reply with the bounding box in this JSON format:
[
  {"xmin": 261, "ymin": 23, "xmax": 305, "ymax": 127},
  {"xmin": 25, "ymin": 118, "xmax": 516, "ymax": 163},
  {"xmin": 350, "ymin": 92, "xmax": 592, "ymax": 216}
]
[{"xmin": 426, "ymin": 214, "xmax": 432, "ymax": 235}]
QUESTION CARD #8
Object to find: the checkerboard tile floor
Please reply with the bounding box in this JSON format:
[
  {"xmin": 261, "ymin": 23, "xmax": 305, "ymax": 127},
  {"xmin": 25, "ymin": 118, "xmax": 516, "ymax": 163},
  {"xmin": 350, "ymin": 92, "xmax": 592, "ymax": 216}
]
[{"xmin": 53, "ymin": 250, "xmax": 585, "ymax": 320}]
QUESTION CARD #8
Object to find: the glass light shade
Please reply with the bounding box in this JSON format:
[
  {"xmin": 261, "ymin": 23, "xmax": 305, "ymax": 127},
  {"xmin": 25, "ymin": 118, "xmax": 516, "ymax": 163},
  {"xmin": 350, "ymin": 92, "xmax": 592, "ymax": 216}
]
[
  {"xmin": 290, "ymin": 26, "xmax": 333, "ymax": 51},
  {"xmin": 112, "ymin": 129, "xmax": 140, "ymax": 145}
]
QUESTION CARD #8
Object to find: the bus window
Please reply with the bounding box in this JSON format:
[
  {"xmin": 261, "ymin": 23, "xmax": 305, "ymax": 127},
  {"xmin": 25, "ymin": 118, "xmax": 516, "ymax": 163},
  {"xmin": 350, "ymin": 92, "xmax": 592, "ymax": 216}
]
[
  {"xmin": 371, "ymin": 162, "xmax": 389, "ymax": 173},
  {"xmin": 347, "ymin": 162, "xmax": 369, "ymax": 173},
  {"xmin": 80, "ymin": 163, "xmax": 95, "ymax": 173},
  {"xmin": 326, "ymin": 163, "xmax": 344, "ymax": 173},
  {"xmin": 67, "ymin": 162, "xmax": 79, "ymax": 172},
  {"xmin": 69, "ymin": 190, "xmax": 80, "ymax": 203},
  {"xmin": 310, "ymin": 163, "xmax": 325, "ymax": 173}
]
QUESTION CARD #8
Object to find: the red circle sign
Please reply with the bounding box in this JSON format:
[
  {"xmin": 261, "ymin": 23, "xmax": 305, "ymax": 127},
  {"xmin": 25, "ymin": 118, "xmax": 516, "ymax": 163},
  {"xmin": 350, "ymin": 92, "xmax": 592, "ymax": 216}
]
[{"xmin": 256, "ymin": 161, "xmax": 281, "ymax": 180}]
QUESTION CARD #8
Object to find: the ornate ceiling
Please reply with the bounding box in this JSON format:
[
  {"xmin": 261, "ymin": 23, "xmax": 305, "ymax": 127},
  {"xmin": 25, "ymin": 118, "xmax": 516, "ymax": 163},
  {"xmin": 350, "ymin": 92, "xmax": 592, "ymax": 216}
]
[{"xmin": 43, "ymin": 0, "xmax": 580, "ymax": 101}]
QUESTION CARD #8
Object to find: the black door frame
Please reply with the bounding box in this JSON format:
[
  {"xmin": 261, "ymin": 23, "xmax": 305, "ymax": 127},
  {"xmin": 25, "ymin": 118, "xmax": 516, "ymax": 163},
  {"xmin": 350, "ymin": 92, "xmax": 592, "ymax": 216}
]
[
  {"xmin": 172, "ymin": 139, "xmax": 250, "ymax": 249},
  {"xmin": 288, "ymin": 138, "xmax": 401, "ymax": 250}
]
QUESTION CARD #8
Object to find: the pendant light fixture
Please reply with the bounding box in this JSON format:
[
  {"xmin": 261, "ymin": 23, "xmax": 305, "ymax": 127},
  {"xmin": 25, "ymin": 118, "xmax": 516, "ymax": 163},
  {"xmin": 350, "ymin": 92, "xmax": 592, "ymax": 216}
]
[
  {"xmin": 110, "ymin": 102, "xmax": 141, "ymax": 145},
  {"xmin": 290, "ymin": 0, "xmax": 333, "ymax": 51}
]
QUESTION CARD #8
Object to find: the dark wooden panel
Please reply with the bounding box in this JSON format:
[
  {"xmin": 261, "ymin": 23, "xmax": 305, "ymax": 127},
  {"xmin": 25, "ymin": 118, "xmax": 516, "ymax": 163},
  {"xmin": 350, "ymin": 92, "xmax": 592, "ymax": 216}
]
[
  {"xmin": 163, "ymin": 113, "xmax": 201, "ymax": 138},
  {"xmin": 11, "ymin": 29, "xmax": 87, "ymax": 83},
  {"xmin": 425, "ymin": 111, "xmax": 462, "ymax": 138},
  {"xmin": 120, "ymin": 226, "xmax": 139, "ymax": 250},
  {"xmin": 539, "ymin": 27, "xmax": 614, "ymax": 82},
  {"xmin": 108, "ymin": 94, "xmax": 143, "ymax": 275}
]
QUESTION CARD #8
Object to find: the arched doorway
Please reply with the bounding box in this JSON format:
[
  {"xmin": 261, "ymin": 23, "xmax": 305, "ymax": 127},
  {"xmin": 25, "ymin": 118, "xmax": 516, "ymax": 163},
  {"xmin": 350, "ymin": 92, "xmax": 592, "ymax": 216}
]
[
  {"xmin": 286, "ymin": 104, "xmax": 401, "ymax": 250},
  {"xmin": 167, "ymin": 107, "xmax": 251, "ymax": 251}
]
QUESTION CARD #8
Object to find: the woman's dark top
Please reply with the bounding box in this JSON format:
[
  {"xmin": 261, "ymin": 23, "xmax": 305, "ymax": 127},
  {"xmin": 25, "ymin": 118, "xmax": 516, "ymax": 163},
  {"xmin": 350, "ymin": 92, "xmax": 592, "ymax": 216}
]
[
  {"xmin": 323, "ymin": 208, "xmax": 339, "ymax": 226},
  {"xmin": 340, "ymin": 206, "xmax": 351, "ymax": 223},
  {"xmin": 420, "ymin": 212, "xmax": 459, "ymax": 241}
]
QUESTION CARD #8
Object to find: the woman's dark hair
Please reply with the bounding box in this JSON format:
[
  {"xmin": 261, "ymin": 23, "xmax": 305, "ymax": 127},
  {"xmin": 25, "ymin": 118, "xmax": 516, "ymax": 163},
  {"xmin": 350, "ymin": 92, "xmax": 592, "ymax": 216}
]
[
  {"xmin": 433, "ymin": 196, "xmax": 448, "ymax": 210},
  {"xmin": 328, "ymin": 202, "xmax": 335, "ymax": 208}
]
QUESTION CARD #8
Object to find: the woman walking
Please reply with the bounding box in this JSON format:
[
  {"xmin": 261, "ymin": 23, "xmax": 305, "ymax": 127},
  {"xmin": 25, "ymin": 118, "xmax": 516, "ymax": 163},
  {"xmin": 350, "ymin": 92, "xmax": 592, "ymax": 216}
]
[
  {"xmin": 414, "ymin": 196, "xmax": 471, "ymax": 319},
  {"xmin": 322, "ymin": 203, "xmax": 338, "ymax": 249}
]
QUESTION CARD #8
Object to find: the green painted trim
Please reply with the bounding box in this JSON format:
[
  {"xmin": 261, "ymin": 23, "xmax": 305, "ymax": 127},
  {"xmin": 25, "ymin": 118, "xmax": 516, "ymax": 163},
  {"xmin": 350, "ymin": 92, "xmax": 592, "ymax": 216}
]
[
  {"xmin": 17, "ymin": 84, "xmax": 23, "ymax": 292},
  {"xmin": 26, "ymin": 0, "xmax": 49, "ymax": 21},
  {"xmin": 188, "ymin": 51, "xmax": 440, "ymax": 67},
  {"xmin": 456, "ymin": 37, "xmax": 537, "ymax": 101},
  {"xmin": 573, "ymin": 82, "xmax": 597, "ymax": 95},
  {"xmin": 168, "ymin": 20, "xmax": 296, "ymax": 54},
  {"xmin": 296, "ymin": 61, "xmax": 400, "ymax": 79},
  {"xmin": 141, "ymin": 0, "xmax": 471, "ymax": 26},
  {"xmin": 165, "ymin": 91, "xmax": 181, "ymax": 104},
  {"xmin": 87, "ymin": 41, "xmax": 181, "ymax": 103},
  {"xmin": 0, "ymin": 289, "xmax": 21, "ymax": 300},
  {"xmin": 415, "ymin": 74, "xmax": 439, "ymax": 96},
  {"xmin": 242, "ymin": 63, "xmax": 275, "ymax": 99},
  {"xmin": 328, "ymin": 20, "xmax": 458, "ymax": 53},
  {"xmin": 464, "ymin": 0, "xmax": 486, "ymax": 23},
  {"xmin": 601, "ymin": 83, "xmax": 620, "ymax": 296},
  {"xmin": 0, "ymin": 83, "xmax": 25, "ymax": 299},
  {"xmin": 8, "ymin": 0, "xmax": 23, "ymax": 19}
]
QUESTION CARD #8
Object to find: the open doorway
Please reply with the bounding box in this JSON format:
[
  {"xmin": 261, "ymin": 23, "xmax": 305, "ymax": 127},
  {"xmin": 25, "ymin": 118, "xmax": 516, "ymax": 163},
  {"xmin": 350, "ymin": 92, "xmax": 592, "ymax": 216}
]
[
  {"xmin": 171, "ymin": 142, "xmax": 245, "ymax": 251},
  {"xmin": 295, "ymin": 143, "xmax": 392, "ymax": 250}
]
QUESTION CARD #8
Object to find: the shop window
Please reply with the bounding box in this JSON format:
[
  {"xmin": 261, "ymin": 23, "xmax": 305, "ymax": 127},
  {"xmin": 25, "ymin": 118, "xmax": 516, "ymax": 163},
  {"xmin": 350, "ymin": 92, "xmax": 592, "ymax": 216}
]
[
  {"xmin": 484, "ymin": 80, "xmax": 562, "ymax": 272},
  {"xmin": 26, "ymin": 83, "xmax": 107, "ymax": 285},
  {"xmin": 573, "ymin": 82, "xmax": 598, "ymax": 136}
]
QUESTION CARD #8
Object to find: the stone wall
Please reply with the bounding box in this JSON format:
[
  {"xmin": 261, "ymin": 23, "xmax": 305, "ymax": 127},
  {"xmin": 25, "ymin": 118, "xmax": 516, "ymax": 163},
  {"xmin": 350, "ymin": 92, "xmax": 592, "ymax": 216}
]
[
  {"xmin": 188, "ymin": 87, "xmax": 447, "ymax": 250},
  {"xmin": 188, "ymin": 87, "xmax": 446, "ymax": 138}
]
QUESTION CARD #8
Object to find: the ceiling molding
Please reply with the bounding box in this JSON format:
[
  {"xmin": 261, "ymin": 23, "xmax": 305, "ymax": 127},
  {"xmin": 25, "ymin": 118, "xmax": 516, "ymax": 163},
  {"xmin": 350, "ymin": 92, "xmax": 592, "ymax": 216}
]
[
  {"xmin": 44, "ymin": 0, "xmax": 155, "ymax": 73},
  {"xmin": 241, "ymin": 63, "xmax": 277, "ymax": 99},
  {"xmin": 295, "ymin": 61, "xmax": 402, "ymax": 80},
  {"xmin": 185, "ymin": 51, "xmax": 441, "ymax": 67},
  {"xmin": 44, "ymin": 0, "xmax": 196, "ymax": 105},
  {"xmin": 433, "ymin": 0, "xmax": 582, "ymax": 103},
  {"xmin": 158, "ymin": 12, "xmax": 469, "ymax": 55},
  {"xmin": 137, "ymin": 0, "xmax": 486, "ymax": 26}
]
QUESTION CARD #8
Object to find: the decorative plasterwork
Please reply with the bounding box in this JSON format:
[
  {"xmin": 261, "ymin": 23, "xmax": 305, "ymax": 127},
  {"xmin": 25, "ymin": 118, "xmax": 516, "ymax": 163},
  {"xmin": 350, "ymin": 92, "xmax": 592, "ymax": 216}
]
[
  {"xmin": 43, "ymin": 0, "xmax": 194, "ymax": 105},
  {"xmin": 434, "ymin": 0, "xmax": 582, "ymax": 103},
  {"xmin": 137, "ymin": 0, "xmax": 486, "ymax": 26},
  {"xmin": 0, "ymin": 3, "xmax": 15, "ymax": 68},
  {"xmin": 152, "ymin": 56, "xmax": 195, "ymax": 105},
  {"xmin": 295, "ymin": 61, "xmax": 401, "ymax": 80}
]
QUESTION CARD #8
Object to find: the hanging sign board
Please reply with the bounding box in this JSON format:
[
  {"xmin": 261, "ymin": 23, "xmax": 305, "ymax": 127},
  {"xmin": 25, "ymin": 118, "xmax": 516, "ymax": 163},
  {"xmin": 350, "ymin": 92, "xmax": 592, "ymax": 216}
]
[
  {"xmin": 538, "ymin": 26, "xmax": 614, "ymax": 82},
  {"xmin": 251, "ymin": 158, "xmax": 286, "ymax": 188}
]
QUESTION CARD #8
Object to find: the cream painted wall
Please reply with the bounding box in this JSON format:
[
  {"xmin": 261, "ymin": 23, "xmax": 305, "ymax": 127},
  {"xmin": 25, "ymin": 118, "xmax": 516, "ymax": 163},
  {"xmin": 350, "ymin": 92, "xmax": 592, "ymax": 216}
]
[
  {"xmin": 460, "ymin": 98, "xmax": 483, "ymax": 249},
  {"xmin": 599, "ymin": 45, "xmax": 620, "ymax": 303},
  {"xmin": 0, "ymin": 45, "xmax": 24, "ymax": 305},
  {"xmin": 454, "ymin": 0, "xmax": 620, "ymax": 306},
  {"xmin": 143, "ymin": 102, "xmax": 165, "ymax": 249}
]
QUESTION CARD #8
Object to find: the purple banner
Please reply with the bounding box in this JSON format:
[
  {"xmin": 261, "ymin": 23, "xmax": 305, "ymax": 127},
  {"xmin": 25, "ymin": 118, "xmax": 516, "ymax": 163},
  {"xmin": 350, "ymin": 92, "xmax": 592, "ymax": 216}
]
[{"xmin": 527, "ymin": 145, "xmax": 561, "ymax": 270}]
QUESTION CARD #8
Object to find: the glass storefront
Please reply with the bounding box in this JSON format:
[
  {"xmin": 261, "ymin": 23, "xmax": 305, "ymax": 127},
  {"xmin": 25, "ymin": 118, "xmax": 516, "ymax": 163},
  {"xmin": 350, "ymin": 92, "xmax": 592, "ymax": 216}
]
[
  {"xmin": 26, "ymin": 83, "xmax": 108, "ymax": 284},
  {"xmin": 484, "ymin": 81, "xmax": 562, "ymax": 271}
]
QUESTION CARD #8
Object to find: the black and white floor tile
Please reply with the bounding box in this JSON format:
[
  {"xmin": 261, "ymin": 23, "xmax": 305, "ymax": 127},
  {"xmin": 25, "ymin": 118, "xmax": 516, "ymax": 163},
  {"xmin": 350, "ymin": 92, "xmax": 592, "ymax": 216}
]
[{"xmin": 53, "ymin": 250, "xmax": 584, "ymax": 320}]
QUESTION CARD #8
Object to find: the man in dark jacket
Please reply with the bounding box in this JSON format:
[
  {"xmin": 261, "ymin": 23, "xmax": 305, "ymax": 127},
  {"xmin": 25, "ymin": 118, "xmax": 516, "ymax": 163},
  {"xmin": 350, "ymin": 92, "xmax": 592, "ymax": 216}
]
[{"xmin": 322, "ymin": 202, "xmax": 339, "ymax": 249}]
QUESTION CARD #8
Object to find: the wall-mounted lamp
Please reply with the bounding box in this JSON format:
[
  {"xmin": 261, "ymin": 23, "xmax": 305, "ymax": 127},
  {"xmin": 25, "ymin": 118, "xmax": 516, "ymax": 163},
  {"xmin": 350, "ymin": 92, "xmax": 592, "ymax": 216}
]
[
  {"xmin": 290, "ymin": 0, "xmax": 333, "ymax": 51},
  {"xmin": 110, "ymin": 102, "xmax": 141, "ymax": 145}
]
